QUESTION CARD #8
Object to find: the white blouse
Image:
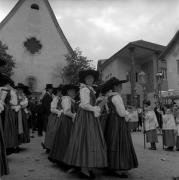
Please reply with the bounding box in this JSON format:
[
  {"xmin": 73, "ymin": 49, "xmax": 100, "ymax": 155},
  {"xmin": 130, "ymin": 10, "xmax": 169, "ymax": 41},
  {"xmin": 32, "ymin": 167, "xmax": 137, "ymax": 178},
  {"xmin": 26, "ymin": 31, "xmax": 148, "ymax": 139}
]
[
  {"xmin": 61, "ymin": 96, "xmax": 75, "ymax": 119},
  {"xmin": 51, "ymin": 96, "xmax": 62, "ymax": 115},
  {"xmin": 162, "ymin": 114, "xmax": 176, "ymax": 130},
  {"xmin": 79, "ymin": 84, "xmax": 100, "ymax": 113},
  {"xmin": 111, "ymin": 94, "xmax": 128, "ymax": 117}
]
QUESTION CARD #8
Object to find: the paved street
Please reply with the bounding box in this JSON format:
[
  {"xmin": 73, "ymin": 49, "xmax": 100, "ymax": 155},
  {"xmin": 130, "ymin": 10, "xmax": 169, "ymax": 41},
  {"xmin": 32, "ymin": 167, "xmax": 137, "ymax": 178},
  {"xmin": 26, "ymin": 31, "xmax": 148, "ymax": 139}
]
[{"xmin": 3, "ymin": 132, "xmax": 179, "ymax": 180}]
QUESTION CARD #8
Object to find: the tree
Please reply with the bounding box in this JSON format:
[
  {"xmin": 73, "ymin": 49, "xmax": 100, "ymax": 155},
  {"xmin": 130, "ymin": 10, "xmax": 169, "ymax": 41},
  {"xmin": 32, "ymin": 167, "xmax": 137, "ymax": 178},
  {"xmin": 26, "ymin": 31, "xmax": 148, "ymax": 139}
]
[
  {"xmin": 0, "ymin": 41, "xmax": 15, "ymax": 76},
  {"xmin": 61, "ymin": 48, "xmax": 94, "ymax": 84}
]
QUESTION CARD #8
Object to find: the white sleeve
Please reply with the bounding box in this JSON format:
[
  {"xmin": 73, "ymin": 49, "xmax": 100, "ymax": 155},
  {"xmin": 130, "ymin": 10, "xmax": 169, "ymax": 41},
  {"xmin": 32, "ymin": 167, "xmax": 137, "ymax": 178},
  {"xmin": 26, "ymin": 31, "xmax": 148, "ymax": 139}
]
[
  {"xmin": 20, "ymin": 97, "xmax": 28, "ymax": 108},
  {"xmin": 0, "ymin": 89, "xmax": 8, "ymax": 104},
  {"xmin": 51, "ymin": 97, "xmax": 61, "ymax": 114},
  {"xmin": 10, "ymin": 90, "xmax": 18, "ymax": 105},
  {"xmin": 112, "ymin": 95, "xmax": 127, "ymax": 117},
  {"xmin": 79, "ymin": 87, "xmax": 99, "ymax": 112},
  {"xmin": 61, "ymin": 97, "xmax": 74, "ymax": 118}
]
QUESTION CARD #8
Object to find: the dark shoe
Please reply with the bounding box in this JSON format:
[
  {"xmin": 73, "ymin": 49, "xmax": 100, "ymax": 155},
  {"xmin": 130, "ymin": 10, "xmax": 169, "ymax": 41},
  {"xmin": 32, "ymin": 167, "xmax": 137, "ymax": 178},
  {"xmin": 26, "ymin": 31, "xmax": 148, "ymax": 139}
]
[
  {"xmin": 176, "ymin": 149, "xmax": 179, "ymax": 151},
  {"xmin": 148, "ymin": 147, "xmax": 156, "ymax": 150},
  {"xmin": 118, "ymin": 173, "xmax": 128, "ymax": 178},
  {"xmin": 46, "ymin": 149, "xmax": 50, "ymax": 154},
  {"xmin": 38, "ymin": 133, "xmax": 43, "ymax": 137},
  {"xmin": 89, "ymin": 171, "xmax": 96, "ymax": 179},
  {"xmin": 79, "ymin": 171, "xmax": 91, "ymax": 179},
  {"xmin": 67, "ymin": 167, "xmax": 80, "ymax": 174},
  {"xmin": 41, "ymin": 142, "xmax": 45, "ymax": 149},
  {"xmin": 165, "ymin": 147, "xmax": 173, "ymax": 151}
]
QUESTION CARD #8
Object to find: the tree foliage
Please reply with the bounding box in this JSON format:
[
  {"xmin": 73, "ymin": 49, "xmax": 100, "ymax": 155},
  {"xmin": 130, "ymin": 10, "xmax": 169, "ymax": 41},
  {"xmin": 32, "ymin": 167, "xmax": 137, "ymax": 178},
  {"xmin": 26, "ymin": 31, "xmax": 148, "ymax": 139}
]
[
  {"xmin": 0, "ymin": 41, "xmax": 15, "ymax": 76},
  {"xmin": 62, "ymin": 48, "xmax": 94, "ymax": 84}
]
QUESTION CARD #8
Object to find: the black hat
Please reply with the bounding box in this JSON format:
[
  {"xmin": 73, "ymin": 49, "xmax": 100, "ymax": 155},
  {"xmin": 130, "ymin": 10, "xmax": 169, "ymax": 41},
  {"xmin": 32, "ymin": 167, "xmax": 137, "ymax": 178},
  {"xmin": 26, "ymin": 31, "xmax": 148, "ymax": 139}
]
[
  {"xmin": 0, "ymin": 73, "xmax": 14, "ymax": 87},
  {"xmin": 79, "ymin": 69, "xmax": 99, "ymax": 83},
  {"xmin": 103, "ymin": 77, "xmax": 128, "ymax": 91},
  {"xmin": 52, "ymin": 85, "xmax": 63, "ymax": 95},
  {"xmin": 62, "ymin": 84, "xmax": 79, "ymax": 96},
  {"xmin": 143, "ymin": 100, "xmax": 151, "ymax": 106},
  {"xmin": 16, "ymin": 83, "xmax": 27, "ymax": 90},
  {"xmin": 45, "ymin": 84, "xmax": 53, "ymax": 90},
  {"xmin": 23, "ymin": 86, "xmax": 31, "ymax": 96},
  {"xmin": 0, "ymin": 60, "xmax": 6, "ymax": 66}
]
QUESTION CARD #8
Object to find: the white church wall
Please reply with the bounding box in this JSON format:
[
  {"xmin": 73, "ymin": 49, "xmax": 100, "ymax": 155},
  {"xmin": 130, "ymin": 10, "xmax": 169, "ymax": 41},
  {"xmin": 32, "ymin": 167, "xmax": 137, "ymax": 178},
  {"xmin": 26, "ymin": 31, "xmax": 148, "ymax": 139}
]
[{"xmin": 0, "ymin": 0, "xmax": 72, "ymax": 91}]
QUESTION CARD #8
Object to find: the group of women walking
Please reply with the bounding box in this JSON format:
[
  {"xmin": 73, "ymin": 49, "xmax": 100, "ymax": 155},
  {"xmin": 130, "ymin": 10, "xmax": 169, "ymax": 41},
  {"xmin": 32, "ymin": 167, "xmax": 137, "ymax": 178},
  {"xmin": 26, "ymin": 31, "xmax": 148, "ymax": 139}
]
[
  {"xmin": 0, "ymin": 72, "xmax": 30, "ymax": 179},
  {"xmin": 43, "ymin": 69, "xmax": 138, "ymax": 179}
]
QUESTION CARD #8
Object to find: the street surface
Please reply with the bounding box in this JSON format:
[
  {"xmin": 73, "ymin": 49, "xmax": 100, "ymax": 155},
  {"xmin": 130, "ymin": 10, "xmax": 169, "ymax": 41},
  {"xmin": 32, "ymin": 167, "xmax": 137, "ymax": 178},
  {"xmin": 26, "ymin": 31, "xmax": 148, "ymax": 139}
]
[{"xmin": 3, "ymin": 132, "xmax": 179, "ymax": 180}]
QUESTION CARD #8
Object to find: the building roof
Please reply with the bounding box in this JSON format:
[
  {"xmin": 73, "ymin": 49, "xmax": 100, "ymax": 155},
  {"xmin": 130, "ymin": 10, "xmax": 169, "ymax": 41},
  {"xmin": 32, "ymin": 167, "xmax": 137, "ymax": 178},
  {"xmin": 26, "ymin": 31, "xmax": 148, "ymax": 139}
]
[
  {"xmin": 159, "ymin": 30, "xmax": 179, "ymax": 60},
  {"xmin": 0, "ymin": 0, "xmax": 73, "ymax": 54},
  {"xmin": 100, "ymin": 40, "xmax": 165, "ymax": 69}
]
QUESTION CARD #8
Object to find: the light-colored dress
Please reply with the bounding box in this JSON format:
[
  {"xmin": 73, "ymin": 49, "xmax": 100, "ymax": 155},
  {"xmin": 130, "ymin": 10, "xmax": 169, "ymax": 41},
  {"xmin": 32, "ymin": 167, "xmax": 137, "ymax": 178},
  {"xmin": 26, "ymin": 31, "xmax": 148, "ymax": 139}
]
[{"xmin": 145, "ymin": 110, "xmax": 158, "ymax": 143}]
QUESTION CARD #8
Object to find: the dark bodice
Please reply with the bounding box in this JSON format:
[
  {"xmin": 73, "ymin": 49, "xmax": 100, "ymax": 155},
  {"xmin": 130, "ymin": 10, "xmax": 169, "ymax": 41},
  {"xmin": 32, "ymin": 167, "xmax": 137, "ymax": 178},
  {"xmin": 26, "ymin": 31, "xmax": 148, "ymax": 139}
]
[
  {"xmin": 57, "ymin": 98, "xmax": 62, "ymax": 110},
  {"xmin": 4, "ymin": 90, "xmax": 11, "ymax": 105},
  {"xmin": 89, "ymin": 89, "xmax": 96, "ymax": 106}
]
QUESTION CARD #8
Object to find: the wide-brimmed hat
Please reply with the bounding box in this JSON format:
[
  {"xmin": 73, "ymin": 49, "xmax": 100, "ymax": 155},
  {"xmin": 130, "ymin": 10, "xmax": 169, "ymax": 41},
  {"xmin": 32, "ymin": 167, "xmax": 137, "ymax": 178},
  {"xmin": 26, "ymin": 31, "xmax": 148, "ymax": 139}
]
[
  {"xmin": 0, "ymin": 73, "xmax": 14, "ymax": 87},
  {"xmin": 102, "ymin": 77, "xmax": 128, "ymax": 92},
  {"xmin": 45, "ymin": 84, "xmax": 53, "ymax": 90},
  {"xmin": 79, "ymin": 69, "xmax": 99, "ymax": 83},
  {"xmin": 62, "ymin": 84, "xmax": 79, "ymax": 96}
]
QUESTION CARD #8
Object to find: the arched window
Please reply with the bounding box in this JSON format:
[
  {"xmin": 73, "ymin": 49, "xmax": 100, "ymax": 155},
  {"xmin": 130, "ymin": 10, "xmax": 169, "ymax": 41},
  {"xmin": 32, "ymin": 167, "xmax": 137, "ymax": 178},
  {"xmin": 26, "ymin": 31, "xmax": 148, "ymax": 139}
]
[{"xmin": 31, "ymin": 4, "xmax": 39, "ymax": 10}]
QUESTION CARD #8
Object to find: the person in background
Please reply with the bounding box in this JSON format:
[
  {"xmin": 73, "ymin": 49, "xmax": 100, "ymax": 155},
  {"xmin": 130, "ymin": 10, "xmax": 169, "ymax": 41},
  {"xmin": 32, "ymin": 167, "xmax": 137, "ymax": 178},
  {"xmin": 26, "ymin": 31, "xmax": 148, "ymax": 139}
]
[
  {"xmin": 174, "ymin": 105, "xmax": 179, "ymax": 151},
  {"xmin": 126, "ymin": 106, "xmax": 139, "ymax": 132},
  {"xmin": 162, "ymin": 105, "xmax": 176, "ymax": 151},
  {"xmin": 44, "ymin": 85, "xmax": 63, "ymax": 152},
  {"xmin": 144, "ymin": 101, "xmax": 159, "ymax": 150}
]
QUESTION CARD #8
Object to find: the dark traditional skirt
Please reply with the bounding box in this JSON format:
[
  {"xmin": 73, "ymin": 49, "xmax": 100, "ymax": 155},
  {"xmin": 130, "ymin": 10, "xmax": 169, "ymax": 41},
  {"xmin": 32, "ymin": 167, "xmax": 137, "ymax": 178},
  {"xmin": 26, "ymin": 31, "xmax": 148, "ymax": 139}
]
[
  {"xmin": 44, "ymin": 113, "xmax": 61, "ymax": 150},
  {"xmin": 49, "ymin": 114, "xmax": 73, "ymax": 162},
  {"xmin": 19, "ymin": 110, "xmax": 30, "ymax": 144},
  {"xmin": 127, "ymin": 122, "xmax": 138, "ymax": 131},
  {"xmin": 4, "ymin": 106, "xmax": 18, "ymax": 148},
  {"xmin": 0, "ymin": 116, "xmax": 9, "ymax": 176},
  {"xmin": 100, "ymin": 113, "xmax": 108, "ymax": 133},
  {"xmin": 105, "ymin": 113, "xmax": 138, "ymax": 170},
  {"xmin": 146, "ymin": 129, "xmax": 158, "ymax": 143},
  {"xmin": 43, "ymin": 114, "xmax": 49, "ymax": 132},
  {"xmin": 63, "ymin": 108, "xmax": 107, "ymax": 168},
  {"xmin": 163, "ymin": 130, "xmax": 175, "ymax": 147}
]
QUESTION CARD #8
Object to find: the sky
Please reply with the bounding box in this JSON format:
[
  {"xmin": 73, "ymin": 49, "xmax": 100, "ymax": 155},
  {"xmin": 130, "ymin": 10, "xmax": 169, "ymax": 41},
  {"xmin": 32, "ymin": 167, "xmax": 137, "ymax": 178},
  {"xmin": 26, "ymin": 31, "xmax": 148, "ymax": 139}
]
[{"xmin": 0, "ymin": 0, "xmax": 179, "ymax": 66}]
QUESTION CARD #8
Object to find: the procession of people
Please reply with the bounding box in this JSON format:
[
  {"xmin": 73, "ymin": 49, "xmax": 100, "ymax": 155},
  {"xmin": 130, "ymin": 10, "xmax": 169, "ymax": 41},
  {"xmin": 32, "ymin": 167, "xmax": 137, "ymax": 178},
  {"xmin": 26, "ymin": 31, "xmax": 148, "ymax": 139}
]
[{"xmin": 1, "ymin": 68, "xmax": 179, "ymax": 179}]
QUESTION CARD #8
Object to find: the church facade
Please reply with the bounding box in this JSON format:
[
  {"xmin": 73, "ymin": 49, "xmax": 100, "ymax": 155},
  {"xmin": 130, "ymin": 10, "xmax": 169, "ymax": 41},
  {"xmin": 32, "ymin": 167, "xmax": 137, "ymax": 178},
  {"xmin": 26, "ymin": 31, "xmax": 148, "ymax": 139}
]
[{"xmin": 0, "ymin": 0, "xmax": 73, "ymax": 92}]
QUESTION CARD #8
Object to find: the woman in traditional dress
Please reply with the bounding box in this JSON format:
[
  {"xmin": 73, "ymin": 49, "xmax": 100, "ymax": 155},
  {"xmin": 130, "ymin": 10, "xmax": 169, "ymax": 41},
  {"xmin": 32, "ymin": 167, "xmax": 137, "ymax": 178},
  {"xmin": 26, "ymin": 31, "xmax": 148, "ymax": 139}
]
[
  {"xmin": 63, "ymin": 70, "xmax": 107, "ymax": 178},
  {"xmin": 162, "ymin": 105, "xmax": 176, "ymax": 151},
  {"xmin": 102, "ymin": 77, "xmax": 138, "ymax": 178},
  {"xmin": 49, "ymin": 84, "xmax": 78, "ymax": 163},
  {"xmin": 144, "ymin": 101, "xmax": 159, "ymax": 150},
  {"xmin": 44, "ymin": 85, "xmax": 63, "ymax": 152},
  {"xmin": 0, "ymin": 73, "xmax": 11, "ymax": 178},
  {"xmin": 2, "ymin": 76, "xmax": 19, "ymax": 153},
  {"xmin": 16, "ymin": 83, "xmax": 30, "ymax": 144}
]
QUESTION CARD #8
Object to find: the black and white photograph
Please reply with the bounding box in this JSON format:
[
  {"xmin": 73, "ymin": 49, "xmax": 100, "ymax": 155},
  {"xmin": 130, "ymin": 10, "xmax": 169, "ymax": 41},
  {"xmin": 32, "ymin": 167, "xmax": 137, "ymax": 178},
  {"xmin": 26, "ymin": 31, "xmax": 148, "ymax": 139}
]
[{"xmin": 0, "ymin": 0, "xmax": 179, "ymax": 180}]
